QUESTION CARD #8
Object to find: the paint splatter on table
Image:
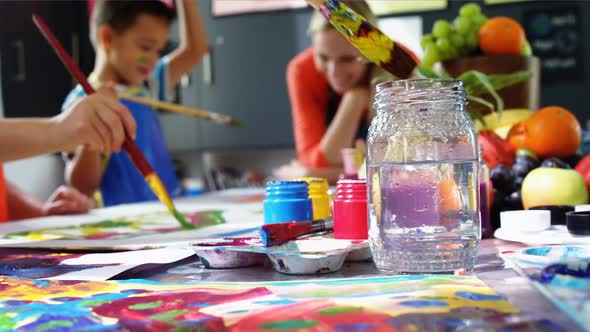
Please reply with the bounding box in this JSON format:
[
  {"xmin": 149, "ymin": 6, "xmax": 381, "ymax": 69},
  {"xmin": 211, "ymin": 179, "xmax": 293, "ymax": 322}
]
[{"xmin": 0, "ymin": 274, "xmax": 523, "ymax": 331}]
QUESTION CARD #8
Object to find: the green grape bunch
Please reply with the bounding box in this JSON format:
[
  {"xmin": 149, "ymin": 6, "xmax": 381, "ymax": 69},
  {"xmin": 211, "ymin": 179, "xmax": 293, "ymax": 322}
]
[{"xmin": 420, "ymin": 3, "xmax": 488, "ymax": 68}]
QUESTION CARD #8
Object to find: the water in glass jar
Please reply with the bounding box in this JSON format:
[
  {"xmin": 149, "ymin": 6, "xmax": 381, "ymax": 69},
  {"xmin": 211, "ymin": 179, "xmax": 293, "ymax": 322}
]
[{"xmin": 368, "ymin": 159, "xmax": 480, "ymax": 273}]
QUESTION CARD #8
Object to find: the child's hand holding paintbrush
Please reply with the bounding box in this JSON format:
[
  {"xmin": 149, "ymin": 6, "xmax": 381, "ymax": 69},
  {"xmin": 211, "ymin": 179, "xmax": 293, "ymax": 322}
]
[{"xmin": 57, "ymin": 84, "xmax": 137, "ymax": 156}]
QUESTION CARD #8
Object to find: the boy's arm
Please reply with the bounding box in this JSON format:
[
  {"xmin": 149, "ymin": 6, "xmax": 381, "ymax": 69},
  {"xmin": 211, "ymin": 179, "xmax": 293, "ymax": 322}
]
[
  {"xmin": 64, "ymin": 146, "xmax": 103, "ymax": 198},
  {"xmin": 166, "ymin": 0, "xmax": 208, "ymax": 87}
]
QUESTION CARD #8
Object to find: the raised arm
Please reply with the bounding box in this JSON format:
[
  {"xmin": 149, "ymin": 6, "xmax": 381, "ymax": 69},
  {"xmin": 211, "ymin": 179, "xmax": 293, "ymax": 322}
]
[{"xmin": 166, "ymin": 0, "xmax": 208, "ymax": 87}]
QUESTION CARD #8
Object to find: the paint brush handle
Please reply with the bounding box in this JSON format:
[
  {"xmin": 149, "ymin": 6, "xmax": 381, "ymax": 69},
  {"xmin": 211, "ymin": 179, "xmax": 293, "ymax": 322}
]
[
  {"xmin": 121, "ymin": 95, "xmax": 243, "ymax": 127},
  {"xmin": 304, "ymin": 0, "xmax": 417, "ymax": 78},
  {"xmin": 310, "ymin": 218, "xmax": 334, "ymax": 233},
  {"xmin": 32, "ymin": 15, "xmax": 150, "ymax": 177},
  {"xmin": 32, "ymin": 15, "xmax": 95, "ymax": 94}
]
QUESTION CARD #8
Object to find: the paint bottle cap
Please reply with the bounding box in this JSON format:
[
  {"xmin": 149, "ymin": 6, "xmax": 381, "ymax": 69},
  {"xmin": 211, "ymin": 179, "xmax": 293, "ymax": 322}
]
[
  {"xmin": 296, "ymin": 177, "xmax": 331, "ymax": 220},
  {"xmin": 182, "ymin": 177, "xmax": 205, "ymax": 196},
  {"xmin": 296, "ymin": 177, "xmax": 329, "ymax": 196},
  {"xmin": 263, "ymin": 181, "xmax": 313, "ymax": 224},
  {"xmin": 333, "ymin": 179, "xmax": 368, "ymax": 240},
  {"xmin": 529, "ymin": 205, "xmax": 574, "ymax": 225},
  {"xmin": 574, "ymin": 204, "xmax": 590, "ymax": 212},
  {"xmin": 500, "ymin": 210, "xmax": 551, "ymax": 233},
  {"xmin": 566, "ymin": 211, "xmax": 590, "ymax": 235}
]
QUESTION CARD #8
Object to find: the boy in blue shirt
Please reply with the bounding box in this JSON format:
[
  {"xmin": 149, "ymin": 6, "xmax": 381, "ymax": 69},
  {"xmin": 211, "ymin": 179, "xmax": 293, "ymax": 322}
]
[{"xmin": 63, "ymin": 0, "xmax": 207, "ymax": 207}]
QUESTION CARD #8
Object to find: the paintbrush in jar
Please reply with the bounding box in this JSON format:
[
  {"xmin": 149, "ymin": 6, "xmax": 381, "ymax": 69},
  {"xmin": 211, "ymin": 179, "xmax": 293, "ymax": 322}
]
[{"xmin": 259, "ymin": 218, "xmax": 334, "ymax": 247}]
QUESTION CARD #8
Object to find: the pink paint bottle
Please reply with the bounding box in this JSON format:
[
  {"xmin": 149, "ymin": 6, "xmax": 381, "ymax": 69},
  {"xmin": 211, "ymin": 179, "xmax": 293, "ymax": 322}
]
[{"xmin": 333, "ymin": 179, "xmax": 368, "ymax": 240}]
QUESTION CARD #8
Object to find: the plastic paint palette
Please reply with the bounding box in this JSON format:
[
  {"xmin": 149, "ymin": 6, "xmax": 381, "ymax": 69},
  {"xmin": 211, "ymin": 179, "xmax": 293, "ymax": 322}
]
[
  {"xmin": 190, "ymin": 238, "xmax": 267, "ymax": 269},
  {"xmin": 522, "ymin": 245, "xmax": 590, "ymax": 266},
  {"xmin": 500, "ymin": 245, "xmax": 590, "ymax": 330},
  {"xmin": 502, "ymin": 245, "xmax": 590, "ymax": 268},
  {"xmin": 191, "ymin": 236, "xmax": 369, "ymax": 275}
]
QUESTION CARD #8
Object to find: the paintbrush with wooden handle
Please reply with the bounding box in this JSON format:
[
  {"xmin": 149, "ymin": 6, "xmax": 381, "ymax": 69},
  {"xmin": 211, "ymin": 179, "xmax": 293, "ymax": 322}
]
[
  {"xmin": 259, "ymin": 218, "xmax": 334, "ymax": 247},
  {"xmin": 305, "ymin": 0, "xmax": 417, "ymax": 78},
  {"xmin": 120, "ymin": 95, "xmax": 244, "ymax": 128}
]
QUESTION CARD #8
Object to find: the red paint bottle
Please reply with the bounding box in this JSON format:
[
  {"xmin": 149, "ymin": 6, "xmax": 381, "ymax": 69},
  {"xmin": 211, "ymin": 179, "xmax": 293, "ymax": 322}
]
[{"xmin": 334, "ymin": 179, "xmax": 368, "ymax": 240}]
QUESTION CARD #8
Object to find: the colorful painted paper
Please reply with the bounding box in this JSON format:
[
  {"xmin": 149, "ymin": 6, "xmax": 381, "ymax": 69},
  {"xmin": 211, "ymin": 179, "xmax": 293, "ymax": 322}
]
[
  {"xmin": 4, "ymin": 211, "xmax": 226, "ymax": 242},
  {"xmin": 501, "ymin": 245, "xmax": 590, "ymax": 330},
  {"xmin": 0, "ymin": 189, "xmax": 265, "ymax": 250},
  {"xmin": 0, "ymin": 248, "xmax": 194, "ymax": 281},
  {"xmin": 0, "ymin": 275, "xmax": 522, "ymax": 331}
]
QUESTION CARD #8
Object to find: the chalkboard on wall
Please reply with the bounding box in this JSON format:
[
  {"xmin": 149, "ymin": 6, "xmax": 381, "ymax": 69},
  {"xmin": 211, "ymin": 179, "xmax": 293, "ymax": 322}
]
[{"xmin": 523, "ymin": 6, "xmax": 583, "ymax": 83}]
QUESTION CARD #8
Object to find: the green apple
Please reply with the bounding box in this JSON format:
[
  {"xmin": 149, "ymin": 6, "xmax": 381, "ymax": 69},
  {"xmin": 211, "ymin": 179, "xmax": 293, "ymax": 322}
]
[
  {"xmin": 522, "ymin": 167, "xmax": 588, "ymax": 209},
  {"xmin": 521, "ymin": 40, "xmax": 532, "ymax": 56}
]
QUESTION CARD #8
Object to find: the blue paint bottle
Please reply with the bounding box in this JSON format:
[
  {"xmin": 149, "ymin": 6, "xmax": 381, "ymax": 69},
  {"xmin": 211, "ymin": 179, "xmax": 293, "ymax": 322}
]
[{"xmin": 263, "ymin": 181, "xmax": 313, "ymax": 224}]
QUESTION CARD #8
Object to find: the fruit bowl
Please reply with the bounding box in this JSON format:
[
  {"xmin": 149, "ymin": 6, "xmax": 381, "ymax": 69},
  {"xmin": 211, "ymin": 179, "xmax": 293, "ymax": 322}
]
[{"xmin": 442, "ymin": 55, "xmax": 540, "ymax": 112}]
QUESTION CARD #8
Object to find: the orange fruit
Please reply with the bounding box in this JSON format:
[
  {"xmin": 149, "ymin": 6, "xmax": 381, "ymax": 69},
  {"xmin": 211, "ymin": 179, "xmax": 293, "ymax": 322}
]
[
  {"xmin": 439, "ymin": 178, "xmax": 461, "ymax": 211},
  {"xmin": 507, "ymin": 106, "xmax": 581, "ymax": 158},
  {"xmin": 478, "ymin": 16, "xmax": 526, "ymax": 55},
  {"xmin": 526, "ymin": 106, "xmax": 581, "ymax": 157}
]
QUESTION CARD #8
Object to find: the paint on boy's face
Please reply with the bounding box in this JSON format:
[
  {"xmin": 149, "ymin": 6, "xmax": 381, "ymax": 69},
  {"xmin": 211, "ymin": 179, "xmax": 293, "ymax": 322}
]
[
  {"xmin": 137, "ymin": 55, "xmax": 148, "ymax": 66},
  {"xmin": 106, "ymin": 14, "xmax": 171, "ymax": 86}
]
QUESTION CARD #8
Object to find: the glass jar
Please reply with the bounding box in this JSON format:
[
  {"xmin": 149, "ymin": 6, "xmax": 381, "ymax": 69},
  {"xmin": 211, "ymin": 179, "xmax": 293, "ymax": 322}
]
[
  {"xmin": 479, "ymin": 161, "xmax": 492, "ymax": 238},
  {"xmin": 367, "ymin": 79, "xmax": 480, "ymax": 273}
]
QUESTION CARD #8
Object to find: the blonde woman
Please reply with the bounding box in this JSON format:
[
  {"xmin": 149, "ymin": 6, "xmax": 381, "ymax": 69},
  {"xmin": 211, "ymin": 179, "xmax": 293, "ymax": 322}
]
[{"xmin": 276, "ymin": 0, "xmax": 417, "ymax": 183}]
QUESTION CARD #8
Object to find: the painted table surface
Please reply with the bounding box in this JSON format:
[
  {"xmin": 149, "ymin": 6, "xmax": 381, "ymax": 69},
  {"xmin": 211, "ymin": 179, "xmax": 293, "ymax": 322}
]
[
  {"xmin": 0, "ymin": 188, "xmax": 585, "ymax": 331},
  {"xmin": 133, "ymin": 239, "xmax": 586, "ymax": 332}
]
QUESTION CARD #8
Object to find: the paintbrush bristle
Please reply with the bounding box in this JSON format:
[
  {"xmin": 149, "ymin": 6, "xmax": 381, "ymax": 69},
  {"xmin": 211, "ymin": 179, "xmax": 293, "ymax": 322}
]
[
  {"xmin": 172, "ymin": 210, "xmax": 196, "ymax": 230},
  {"xmin": 230, "ymin": 119, "xmax": 245, "ymax": 128},
  {"xmin": 259, "ymin": 221, "xmax": 313, "ymax": 247}
]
